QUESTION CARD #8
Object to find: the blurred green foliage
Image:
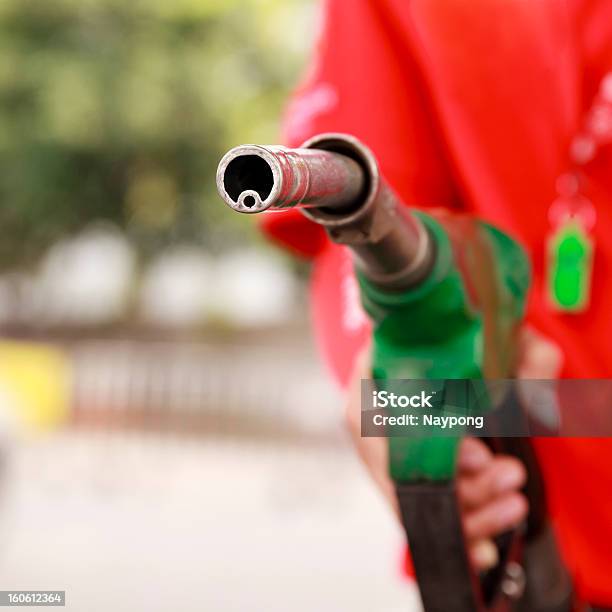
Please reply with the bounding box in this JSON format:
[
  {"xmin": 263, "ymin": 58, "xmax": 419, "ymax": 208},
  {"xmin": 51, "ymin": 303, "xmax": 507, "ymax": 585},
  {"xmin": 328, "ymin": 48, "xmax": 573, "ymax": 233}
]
[{"xmin": 0, "ymin": 0, "xmax": 313, "ymax": 269}]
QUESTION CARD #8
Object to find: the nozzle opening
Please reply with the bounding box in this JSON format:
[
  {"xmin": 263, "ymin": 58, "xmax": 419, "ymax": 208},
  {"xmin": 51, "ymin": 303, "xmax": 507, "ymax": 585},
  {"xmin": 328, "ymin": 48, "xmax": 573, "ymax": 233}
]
[{"xmin": 223, "ymin": 155, "xmax": 274, "ymax": 204}]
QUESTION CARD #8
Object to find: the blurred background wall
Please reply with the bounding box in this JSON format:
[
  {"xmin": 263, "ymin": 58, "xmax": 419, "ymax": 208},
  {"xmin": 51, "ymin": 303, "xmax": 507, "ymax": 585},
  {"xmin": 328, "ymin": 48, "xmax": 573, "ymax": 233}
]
[
  {"xmin": 0, "ymin": 1, "xmax": 418, "ymax": 610},
  {"xmin": 0, "ymin": 0, "xmax": 312, "ymax": 331}
]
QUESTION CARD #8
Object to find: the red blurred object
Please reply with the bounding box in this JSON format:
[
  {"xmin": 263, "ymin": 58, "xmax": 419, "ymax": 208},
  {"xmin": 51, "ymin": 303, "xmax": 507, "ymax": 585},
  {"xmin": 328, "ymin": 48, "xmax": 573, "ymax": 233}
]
[{"xmin": 261, "ymin": 0, "xmax": 612, "ymax": 605}]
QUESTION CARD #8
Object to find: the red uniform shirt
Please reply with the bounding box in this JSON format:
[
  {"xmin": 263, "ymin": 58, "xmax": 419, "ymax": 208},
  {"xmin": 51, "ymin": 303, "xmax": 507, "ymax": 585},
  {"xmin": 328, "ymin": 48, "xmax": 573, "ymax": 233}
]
[{"xmin": 261, "ymin": 0, "xmax": 612, "ymax": 603}]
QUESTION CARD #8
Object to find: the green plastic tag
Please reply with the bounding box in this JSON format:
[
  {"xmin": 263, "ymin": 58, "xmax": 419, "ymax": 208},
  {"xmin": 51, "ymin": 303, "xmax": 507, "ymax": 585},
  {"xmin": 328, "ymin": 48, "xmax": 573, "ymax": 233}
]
[{"xmin": 547, "ymin": 220, "xmax": 593, "ymax": 312}]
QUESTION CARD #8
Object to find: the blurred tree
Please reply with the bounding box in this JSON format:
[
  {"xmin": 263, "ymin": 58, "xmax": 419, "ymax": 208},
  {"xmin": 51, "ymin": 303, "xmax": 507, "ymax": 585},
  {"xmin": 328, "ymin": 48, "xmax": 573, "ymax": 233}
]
[{"xmin": 0, "ymin": 0, "xmax": 313, "ymax": 269}]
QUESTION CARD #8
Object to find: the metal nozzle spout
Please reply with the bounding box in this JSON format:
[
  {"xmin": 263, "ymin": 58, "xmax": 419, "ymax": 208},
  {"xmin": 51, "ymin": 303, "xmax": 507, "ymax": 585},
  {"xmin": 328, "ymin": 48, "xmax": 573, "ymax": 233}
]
[
  {"xmin": 216, "ymin": 144, "xmax": 365, "ymax": 214},
  {"xmin": 217, "ymin": 133, "xmax": 435, "ymax": 291}
]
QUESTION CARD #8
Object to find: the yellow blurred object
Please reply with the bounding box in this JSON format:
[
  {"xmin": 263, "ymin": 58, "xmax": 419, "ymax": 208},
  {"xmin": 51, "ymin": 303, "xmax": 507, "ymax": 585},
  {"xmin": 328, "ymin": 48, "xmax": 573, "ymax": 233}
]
[{"xmin": 0, "ymin": 341, "xmax": 71, "ymax": 431}]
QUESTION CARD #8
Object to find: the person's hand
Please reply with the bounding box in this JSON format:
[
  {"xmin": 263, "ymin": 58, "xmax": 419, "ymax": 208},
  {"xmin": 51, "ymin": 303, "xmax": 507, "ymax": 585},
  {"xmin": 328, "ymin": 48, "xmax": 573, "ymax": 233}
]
[{"xmin": 343, "ymin": 328, "xmax": 562, "ymax": 571}]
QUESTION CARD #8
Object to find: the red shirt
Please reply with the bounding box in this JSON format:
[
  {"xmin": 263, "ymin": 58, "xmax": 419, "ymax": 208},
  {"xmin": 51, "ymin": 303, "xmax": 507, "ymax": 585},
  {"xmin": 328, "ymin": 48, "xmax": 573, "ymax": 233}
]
[{"xmin": 261, "ymin": 0, "xmax": 612, "ymax": 604}]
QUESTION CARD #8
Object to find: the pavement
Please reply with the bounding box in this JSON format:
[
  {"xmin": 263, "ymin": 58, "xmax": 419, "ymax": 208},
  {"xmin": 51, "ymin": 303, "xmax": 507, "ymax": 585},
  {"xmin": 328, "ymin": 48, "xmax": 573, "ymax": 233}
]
[{"xmin": 0, "ymin": 429, "xmax": 422, "ymax": 612}]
